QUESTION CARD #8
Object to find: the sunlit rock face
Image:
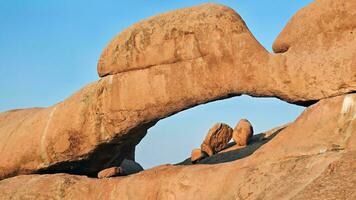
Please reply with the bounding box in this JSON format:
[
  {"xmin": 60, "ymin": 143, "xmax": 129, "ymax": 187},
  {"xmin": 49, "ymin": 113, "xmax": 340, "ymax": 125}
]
[
  {"xmin": 200, "ymin": 123, "xmax": 233, "ymax": 156},
  {"xmin": 1, "ymin": 93, "xmax": 355, "ymax": 200},
  {"xmin": 0, "ymin": 0, "xmax": 355, "ymax": 188},
  {"xmin": 0, "ymin": 3, "xmax": 269, "ymax": 180},
  {"xmin": 232, "ymin": 119, "xmax": 253, "ymax": 146},
  {"xmin": 272, "ymin": 0, "xmax": 356, "ymax": 103},
  {"xmin": 97, "ymin": 3, "xmax": 267, "ymax": 77}
]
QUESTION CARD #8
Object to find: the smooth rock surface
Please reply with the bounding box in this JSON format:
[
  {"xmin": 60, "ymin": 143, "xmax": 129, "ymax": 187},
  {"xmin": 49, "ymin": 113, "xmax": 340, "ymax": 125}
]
[
  {"xmin": 232, "ymin": 119, "xmax": 253, "ymax": 146},
  {"xmin": 1, "ymin": 94, "xmax": 354, "ymax": 200},
  {"xmin": 98, "ymin": 2, "xmax": 355, "ymax": 104},
  {"xmin": 0, "ymin": 81, "xmax": 152, "ymax": 179},
  {"xmin": 0, "ymin": 1, "xmax": 355, "ymax": 180},
  {"xmin": 97, "ymin": 3, "xmax": 264, "ymax": 77},
  {"xmin": 0, "ymin": 3, "xmax": 267, "ymax": 180},
  {"xmin": 271, "ymin": 0, "xmax": 356, "ymax": 103}
]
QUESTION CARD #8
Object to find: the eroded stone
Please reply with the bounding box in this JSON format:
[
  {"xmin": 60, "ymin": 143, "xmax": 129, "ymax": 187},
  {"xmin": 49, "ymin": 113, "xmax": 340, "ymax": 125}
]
[
  {"xmin": 232, "ymin": 119, "xmax": 253, "ymax": 146},
  {"xmin": 1, "ymin": 94, "xmax": 355, "ymax": 199},
  {"xmin": 201, "ymin": 123, "xmax": 233, "ymax": 156},
  {"xmin": 0, "ymin": 1, "xmax": 355, "ymax": 180}
]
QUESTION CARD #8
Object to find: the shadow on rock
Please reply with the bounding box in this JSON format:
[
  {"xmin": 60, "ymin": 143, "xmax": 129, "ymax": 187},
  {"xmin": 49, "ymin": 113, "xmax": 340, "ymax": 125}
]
[{"xmin": 177, "ymin": 125, "xmax": 286, "ymax": 165}]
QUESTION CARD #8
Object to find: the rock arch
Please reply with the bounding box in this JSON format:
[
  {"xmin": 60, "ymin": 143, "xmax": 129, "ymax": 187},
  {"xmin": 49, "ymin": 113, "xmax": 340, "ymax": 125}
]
[{"xmin": 0, "ymin": 1, "xmax": 355, "ymax": 180}]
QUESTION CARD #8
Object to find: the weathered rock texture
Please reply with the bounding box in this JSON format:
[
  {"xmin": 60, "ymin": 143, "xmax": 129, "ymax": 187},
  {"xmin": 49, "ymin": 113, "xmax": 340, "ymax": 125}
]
[
  {"xmin": 232, "ymin": 119, "xmax": 253, "ymax": 146},
  {"xmin": 0, "ymin": 0, "xmax": 355, "ymax": 181},
  {"xmin": 98, "ymin": 2, "xmax": 355, "ymax": 103},
  {"xmin": 97, "ymin": 3, "xmax": 263, "ymax": 77},
  {"xmin": 201, "ymin": 123, "xmax": 233, "ymax": 156},
  {"xmin": 1, "ymin": 94, "xmax": 354, "ymax": 200},
  {"xmin": 0, "ymin": 82, "xmax": 153, "ymax": 179},
  {"xmin": 271, "ymin": 0, "xmax": 356, "ymax": 103}
]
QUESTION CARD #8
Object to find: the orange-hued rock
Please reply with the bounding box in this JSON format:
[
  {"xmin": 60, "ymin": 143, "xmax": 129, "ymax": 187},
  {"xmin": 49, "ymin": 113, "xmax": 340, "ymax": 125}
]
[
  {"xmin": 97, "ymin": 3, "xmax": 266, "ymax": 77},
  {"xmin": 97, "ymin": 167, "xmax": 121, "ymax": 179},
  {"xmin": 0, "ymin": 81, "xmax": 151, "ymax": 180},
  {"xmin": 232, "ymin": 119, "xmax": 253, "ymax": 146},
  {"xmin": 98, "ymin": 2, "xmax": 355, "ymax": 104},
  {"xmin": 201, "ymin": 123, "xmax": 233, "ymax": 156},
  {"xmin": 191, "ymin": 149, "xmax": 207, "ymax": 163},
  {"xmin": 0, "ymin": 1, "xmax": 355, "ymax": 180},
  {"xmin": 1, "ymin": 94, "xmax": 354, "ymax": 200},
  {"xmin": 271, "ymin": 0, "xmax": 356, "ymax": 102},
  {"xmin": 97, "ymin": 159, "xmax": 144, "ymax": 178}
]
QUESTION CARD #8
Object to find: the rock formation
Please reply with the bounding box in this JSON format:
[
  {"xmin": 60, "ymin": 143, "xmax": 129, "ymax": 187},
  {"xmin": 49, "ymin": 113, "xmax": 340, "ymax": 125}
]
[
  {"xmin": 232, "ymin": 119, "xmax": 253, "ymax": 146},
  {"xmin": 1, "ymin": 2, "xmax": 355, "ymax": 180},
  {"xmin": 271, "ymin": 0, "xmax": 356, "ymax": 104},
  {"xmin": 1, "ymin": 93, "xmax": 354, "ymax": 199},
  {"xmin": 0, "ymin": 0, "xmax": 355, "ymax": 198},
  {"xmin": 200, "ymin": 123, "xmax": 233, "ymax": 156},
  {"xmin": 192, "ymin": 120, "xmax": 250, "ymax": 162}
]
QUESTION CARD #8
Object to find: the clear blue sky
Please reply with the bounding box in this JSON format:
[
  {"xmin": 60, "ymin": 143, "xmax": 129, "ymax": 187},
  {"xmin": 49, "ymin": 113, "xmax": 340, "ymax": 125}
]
[{"xmin": 0, "ymin": 0, "xmax": 313, "ymax": 169}]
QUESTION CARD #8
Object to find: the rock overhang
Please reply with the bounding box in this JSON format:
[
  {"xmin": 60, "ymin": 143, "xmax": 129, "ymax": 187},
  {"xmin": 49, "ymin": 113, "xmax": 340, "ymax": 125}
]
[{"xmin": 0, "ymin": 1, "xmax": 355, "ymax": 181}]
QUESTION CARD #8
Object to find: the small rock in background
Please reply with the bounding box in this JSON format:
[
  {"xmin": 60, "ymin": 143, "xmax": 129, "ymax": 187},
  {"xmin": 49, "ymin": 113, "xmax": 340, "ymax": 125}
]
[
  {"xmin": 97, "ymin": 166, "xmax": 122, "ymax": 178},
  {"xmin": 201, "ymin": 123, "xmax": 233, "ymax": 156},
  {"xmin": 97, "ymin": 159, "xmax": 144, "ymax": 178},
  {"xmin": 233, "ymin": 119, "xmax": 253, "ymax": 146},
  {"xmin": 191, "ymin": 149, "xmax": 207, "ymax": 163}
]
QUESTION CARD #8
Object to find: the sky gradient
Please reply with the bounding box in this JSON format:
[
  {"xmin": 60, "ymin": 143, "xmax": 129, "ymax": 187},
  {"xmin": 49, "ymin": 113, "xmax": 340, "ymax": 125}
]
[{"xmin": 0, "ymin": 0, "xmax": 313, "ymax": 168}]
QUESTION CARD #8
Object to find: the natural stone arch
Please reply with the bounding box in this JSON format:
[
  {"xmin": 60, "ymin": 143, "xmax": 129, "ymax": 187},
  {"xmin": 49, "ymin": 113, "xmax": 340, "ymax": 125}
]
[{"xmin": 0, "ymin": 1, "xmax": 355, "ymax": 179}]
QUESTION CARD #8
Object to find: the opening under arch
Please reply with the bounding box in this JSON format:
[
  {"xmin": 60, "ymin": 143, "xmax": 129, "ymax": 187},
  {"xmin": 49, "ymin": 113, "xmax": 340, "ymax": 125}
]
[{"xmin": 136, "ymin": 95, "xmax": 304, "ymax": 169}]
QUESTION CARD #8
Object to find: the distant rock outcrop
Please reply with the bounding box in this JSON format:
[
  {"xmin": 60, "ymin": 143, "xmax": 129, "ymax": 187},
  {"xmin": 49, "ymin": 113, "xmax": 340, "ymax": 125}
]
[
  {"xmin": 200, "ymin": 123, "xmax": 233, "ymax": 156},
  {"xmin": 0, "ymin": 1, "xmax": 355, "ymax": 194},
  {"xmin": 191, "ymin": 119, "xmax": 253, "ymax": 162},
  {"xmin": 232, "ymin": 119, "xmax": 253, "ymax": 146}
]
